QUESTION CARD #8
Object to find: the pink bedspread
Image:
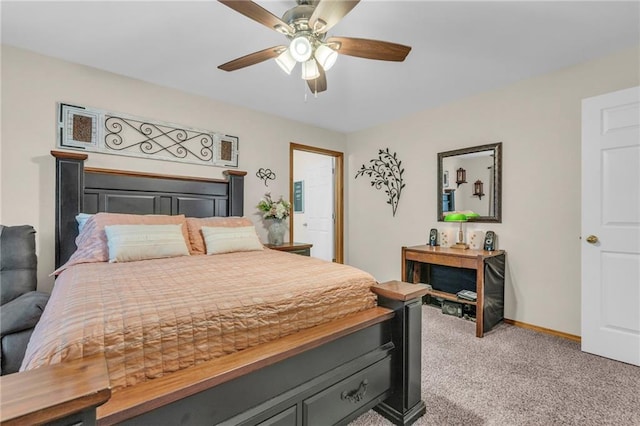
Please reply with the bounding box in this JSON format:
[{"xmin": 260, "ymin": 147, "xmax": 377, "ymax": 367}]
[{"xmin": 21, "ymin": 250, "xmax": 377, "ymax": 390}]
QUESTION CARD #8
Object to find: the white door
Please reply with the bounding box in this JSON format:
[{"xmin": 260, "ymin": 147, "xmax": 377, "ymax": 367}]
[
  {"xmin": 306, "ymin": 157, "xmax": 335, "ymax": 261},
  {"xmin": 293, "ymin": 150, "xmax": 335, "ymax": 262},
  {"xmin": 581, "ymin": 86, "xmax": 640, "ymax": 366}
]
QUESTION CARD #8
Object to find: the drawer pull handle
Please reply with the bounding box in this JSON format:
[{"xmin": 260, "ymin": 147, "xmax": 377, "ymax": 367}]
[{"xmin": 341, "ymin": 379, "xmax": 368, "ymax": 403}]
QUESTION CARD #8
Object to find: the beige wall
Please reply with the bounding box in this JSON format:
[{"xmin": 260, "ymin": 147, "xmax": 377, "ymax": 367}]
[
  {"xmin": 2, "ymin": 43, "xmax": 639, "ymax": 336},
  {"xmin": 346, "ymin": 46, "xmax": 640, "ymax": 336},
  {"xmin": 0, "ymin": 45, "xmax": 346, "ymax": 292}
]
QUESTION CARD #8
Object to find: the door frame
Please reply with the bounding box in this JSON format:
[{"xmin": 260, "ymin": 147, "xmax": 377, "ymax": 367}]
[{"xmin": 289, "ymin": 143, "xmax": 344, "ymax": 263}]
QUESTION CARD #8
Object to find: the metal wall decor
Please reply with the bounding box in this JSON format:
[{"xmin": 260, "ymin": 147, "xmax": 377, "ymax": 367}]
[
  {"xmin": 355, "ymin": 148, "xmax": 406, "ymax": 217},
  {"xmin": 456, "ymin": 168, "xmax": 467, "ymax": 187},
  {"xmin": 58, "ymin": 103, "xmax": 238, "ymax": 167},
  {"xmin": 256, "ymin": 168, "xmax": 276, "ymax": 186},
  {"xmin": 473, "ymin": 180, "xmax": 484, "ymax": 200}
]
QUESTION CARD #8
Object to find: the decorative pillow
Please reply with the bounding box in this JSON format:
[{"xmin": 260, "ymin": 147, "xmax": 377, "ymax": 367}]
[
  {"xmin": 54, "ymin": 212, "xmax": 190, "ymax": 273},
  {"xmin": 201, "ymin": 225, "xmax": 264, "ymax": 255},
  {"xmin": 186, "ymin": 216, "xmax": 254, "ymax": 255},
  {"xmin": 104, "ymin": 224, "xmax": 190, "ymax": 263},
  {"xmin": 75, "ymin": 213, "xmax": 93, "ymax": 233}
]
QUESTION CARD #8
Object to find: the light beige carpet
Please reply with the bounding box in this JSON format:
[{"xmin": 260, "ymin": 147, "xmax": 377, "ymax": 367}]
[{"xmin": 351, "ymin": 305, "xmax": 640, "ymax": 426}]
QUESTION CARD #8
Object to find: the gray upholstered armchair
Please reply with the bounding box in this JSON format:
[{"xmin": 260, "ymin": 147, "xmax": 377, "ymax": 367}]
[{"xmin": 0, "ymin": 225, "xmax": 50, "ymax": 375}]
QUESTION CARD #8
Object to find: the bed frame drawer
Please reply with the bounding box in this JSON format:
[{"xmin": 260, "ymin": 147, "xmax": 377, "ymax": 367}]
[
  {"xmin": 258, "ymin": 406, "xmax": 297, "ymax": 426},
  {"xmin": 303, "ymin": 356, "xmax": 392, "ymax": 426}
]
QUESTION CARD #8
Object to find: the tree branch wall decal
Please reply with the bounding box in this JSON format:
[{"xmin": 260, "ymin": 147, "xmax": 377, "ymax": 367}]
[{"xmin": 355, "ymin": 148, "xmax": 406, "ymax": 217}]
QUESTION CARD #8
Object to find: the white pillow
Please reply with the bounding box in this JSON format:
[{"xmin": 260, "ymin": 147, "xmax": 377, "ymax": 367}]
[
  {"xmin": 201, "ymin": 225, "xmax": 264, "ymax": 255},
  {"xmin": 104, "ymin": 224, "xmax": 190, "ymax": 263}
]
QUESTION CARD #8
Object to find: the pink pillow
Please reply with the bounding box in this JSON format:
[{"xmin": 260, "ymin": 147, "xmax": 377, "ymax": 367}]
[
  {"xmin": 55, "ymin": 213, "xmax": 190, "ymax": 273},
  {"xmin": 185, "ymin": 216, "xmax": 254, "ymax": 255}
]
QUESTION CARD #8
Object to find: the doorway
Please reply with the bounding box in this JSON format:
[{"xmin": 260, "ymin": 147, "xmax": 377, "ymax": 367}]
[{"xmin": 290, "ymin": 143, "xmax": 343, "ymax": 263}]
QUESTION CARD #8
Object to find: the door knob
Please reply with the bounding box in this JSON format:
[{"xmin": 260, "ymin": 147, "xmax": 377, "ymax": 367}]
[{"xmin": 586, "ymin": 235, "xmax": 599, "ymax": 244}]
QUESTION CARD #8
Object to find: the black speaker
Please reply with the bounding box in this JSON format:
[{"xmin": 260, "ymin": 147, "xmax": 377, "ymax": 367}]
[
  {"xmin": 428, "ymin": 228, "xmax": 438, "ymax": 246},
  {"xmin": 442, "ymin": 300, "xmax": 463, "ymax": 317},
  {"xmin": 484, "ymin": 230, "xmax": 496, "ymax": 251}
]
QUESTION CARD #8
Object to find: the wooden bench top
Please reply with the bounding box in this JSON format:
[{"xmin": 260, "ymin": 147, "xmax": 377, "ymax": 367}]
[{"xmin": 0, "ymin": 354, "xmax": 110, "ymax": 425}]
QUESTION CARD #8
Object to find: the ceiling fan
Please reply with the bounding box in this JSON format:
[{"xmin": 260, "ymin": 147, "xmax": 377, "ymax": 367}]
[{"xmin": 218, "ymin": 0, "xmax": 412, "ymax": 94}]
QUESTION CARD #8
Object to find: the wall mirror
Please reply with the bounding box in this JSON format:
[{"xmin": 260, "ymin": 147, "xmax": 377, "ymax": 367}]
[{"xmin": 437, "ymin": 142, "xmax": 502, "ymax": 223}]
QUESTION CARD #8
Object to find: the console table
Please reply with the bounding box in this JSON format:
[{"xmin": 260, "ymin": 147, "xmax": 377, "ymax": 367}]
[{"xmin": 402, "ymin": 245, "xmax": 506, "ymax": 337}]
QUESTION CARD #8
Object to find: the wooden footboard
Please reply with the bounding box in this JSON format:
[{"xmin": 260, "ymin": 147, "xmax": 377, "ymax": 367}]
[
  {"xmin": 98, "ymin": 307, "xmax": 395, "ymax": 425},
  {"xmin": 0, "ymin": 282, "xmax": 427, "ymax": 426}
]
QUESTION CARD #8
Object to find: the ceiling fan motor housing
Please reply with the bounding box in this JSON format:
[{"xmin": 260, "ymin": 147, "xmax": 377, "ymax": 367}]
[{"xmin": 282, "ymin": 5, "xmax": 315, "ymax": 33}]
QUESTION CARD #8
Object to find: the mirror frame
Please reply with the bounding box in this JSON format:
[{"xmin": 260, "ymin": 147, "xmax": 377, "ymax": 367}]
[{"xmin": 437, "ymin": 142, "xmax": 502, "ymax": 223}]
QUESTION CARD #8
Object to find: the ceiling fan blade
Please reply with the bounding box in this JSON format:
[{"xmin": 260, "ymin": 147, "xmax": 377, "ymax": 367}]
[
  {"xmin": 218, "ymin": 46, "xmax": 286, "ymax": 72},
  {"xmin": 327, "ymin": 36, "xmax": 411, "ymax": 62},
  {"xmin": 219, "ymin": 0, "xmax": 293, "ymax": 35},
  {"xmin": 309, "ymin": 0, "xmax": 360, "ymax": 34},
  {"xmin": 307, "ymin": 64, "xmax": 327, "ymax": 94}
]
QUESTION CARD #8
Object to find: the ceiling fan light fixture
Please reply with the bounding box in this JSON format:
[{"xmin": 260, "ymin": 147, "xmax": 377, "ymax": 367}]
[
  {"xmin": 314, "ymin": 44, "xmax": 338, "ymax": 71},
  {"xmin": 289, "ymin": 36, "xmax": 312, "ymax": 62},
  {"xmin": 301, "ymin": 59, "xmax": 320, "ymax": 80},
  {"xmin": 275, "ymin": 49, "xmax": 296, "ymax": 75}
]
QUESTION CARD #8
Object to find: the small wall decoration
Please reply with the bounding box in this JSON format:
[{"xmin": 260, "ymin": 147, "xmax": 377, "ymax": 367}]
[
  {"xmin": 355, "ymin": 148, "xmax": 406, "ymax": 217},
  {"xmin": 58, "ymin": 103, "xmax": 238, "ymax": 167},
  {"xmin": 216, "ymin": 135, "xmax": 239, "ymax": 167},
  {"xmin": 293, "ymin": 180, "xmax": 304, "ymax": 213},
  {"xmin": 456, "ymin": 167, "xmax": 467, "ymax": 187},
  {"xmin": 256, "ymin": 168, "xmax": 276, "ymax": 186},
  {"xmin": 59, "ymin": 103, "xmax": 100, "ymax": 149},
  {"xmin": 473, "ymin": 180, "xmax": 485, "ymax": 200}
]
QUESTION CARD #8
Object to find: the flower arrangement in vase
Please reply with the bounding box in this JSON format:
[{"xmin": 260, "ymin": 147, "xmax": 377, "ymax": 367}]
[{"xmin": 257, "ymin": 193, "xmax": 291, "ymax": 245}]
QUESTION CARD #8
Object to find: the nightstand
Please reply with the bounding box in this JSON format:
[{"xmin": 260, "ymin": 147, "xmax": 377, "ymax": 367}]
[{"xmin": 265, "ymin": 242, "xmax": 312, "ymax": 256}]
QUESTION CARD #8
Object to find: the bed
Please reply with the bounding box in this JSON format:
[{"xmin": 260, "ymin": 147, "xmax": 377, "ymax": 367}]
[{"xmin": 0, "ymin": 150, "xmax": 427, "ymax": 426}]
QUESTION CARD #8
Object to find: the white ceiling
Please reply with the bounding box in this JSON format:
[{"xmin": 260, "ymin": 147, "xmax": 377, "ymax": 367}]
[{"xmin": 2, "ymin": 1, "xmax": 639, "ymax": 133}]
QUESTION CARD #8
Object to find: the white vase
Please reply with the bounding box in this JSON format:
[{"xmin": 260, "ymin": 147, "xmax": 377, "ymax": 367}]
[{"xmin": 267, "ymin": 219, "xmax": 286, "ymax": 245}]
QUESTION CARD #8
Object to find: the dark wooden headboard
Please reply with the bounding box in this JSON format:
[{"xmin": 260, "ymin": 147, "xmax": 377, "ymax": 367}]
[{"xmin": 52, "ymin": 151, "xmax": 246, "ymax": 268}]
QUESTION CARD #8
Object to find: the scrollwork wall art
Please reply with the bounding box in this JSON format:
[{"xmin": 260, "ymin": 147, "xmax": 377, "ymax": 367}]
[
  {"xmin": 57, "ymin": 103, "xmax": 238, "ymax": 167},
  {"xmin": 355, "ymin": 148, "xmax": 406, "ymax": 217}
]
